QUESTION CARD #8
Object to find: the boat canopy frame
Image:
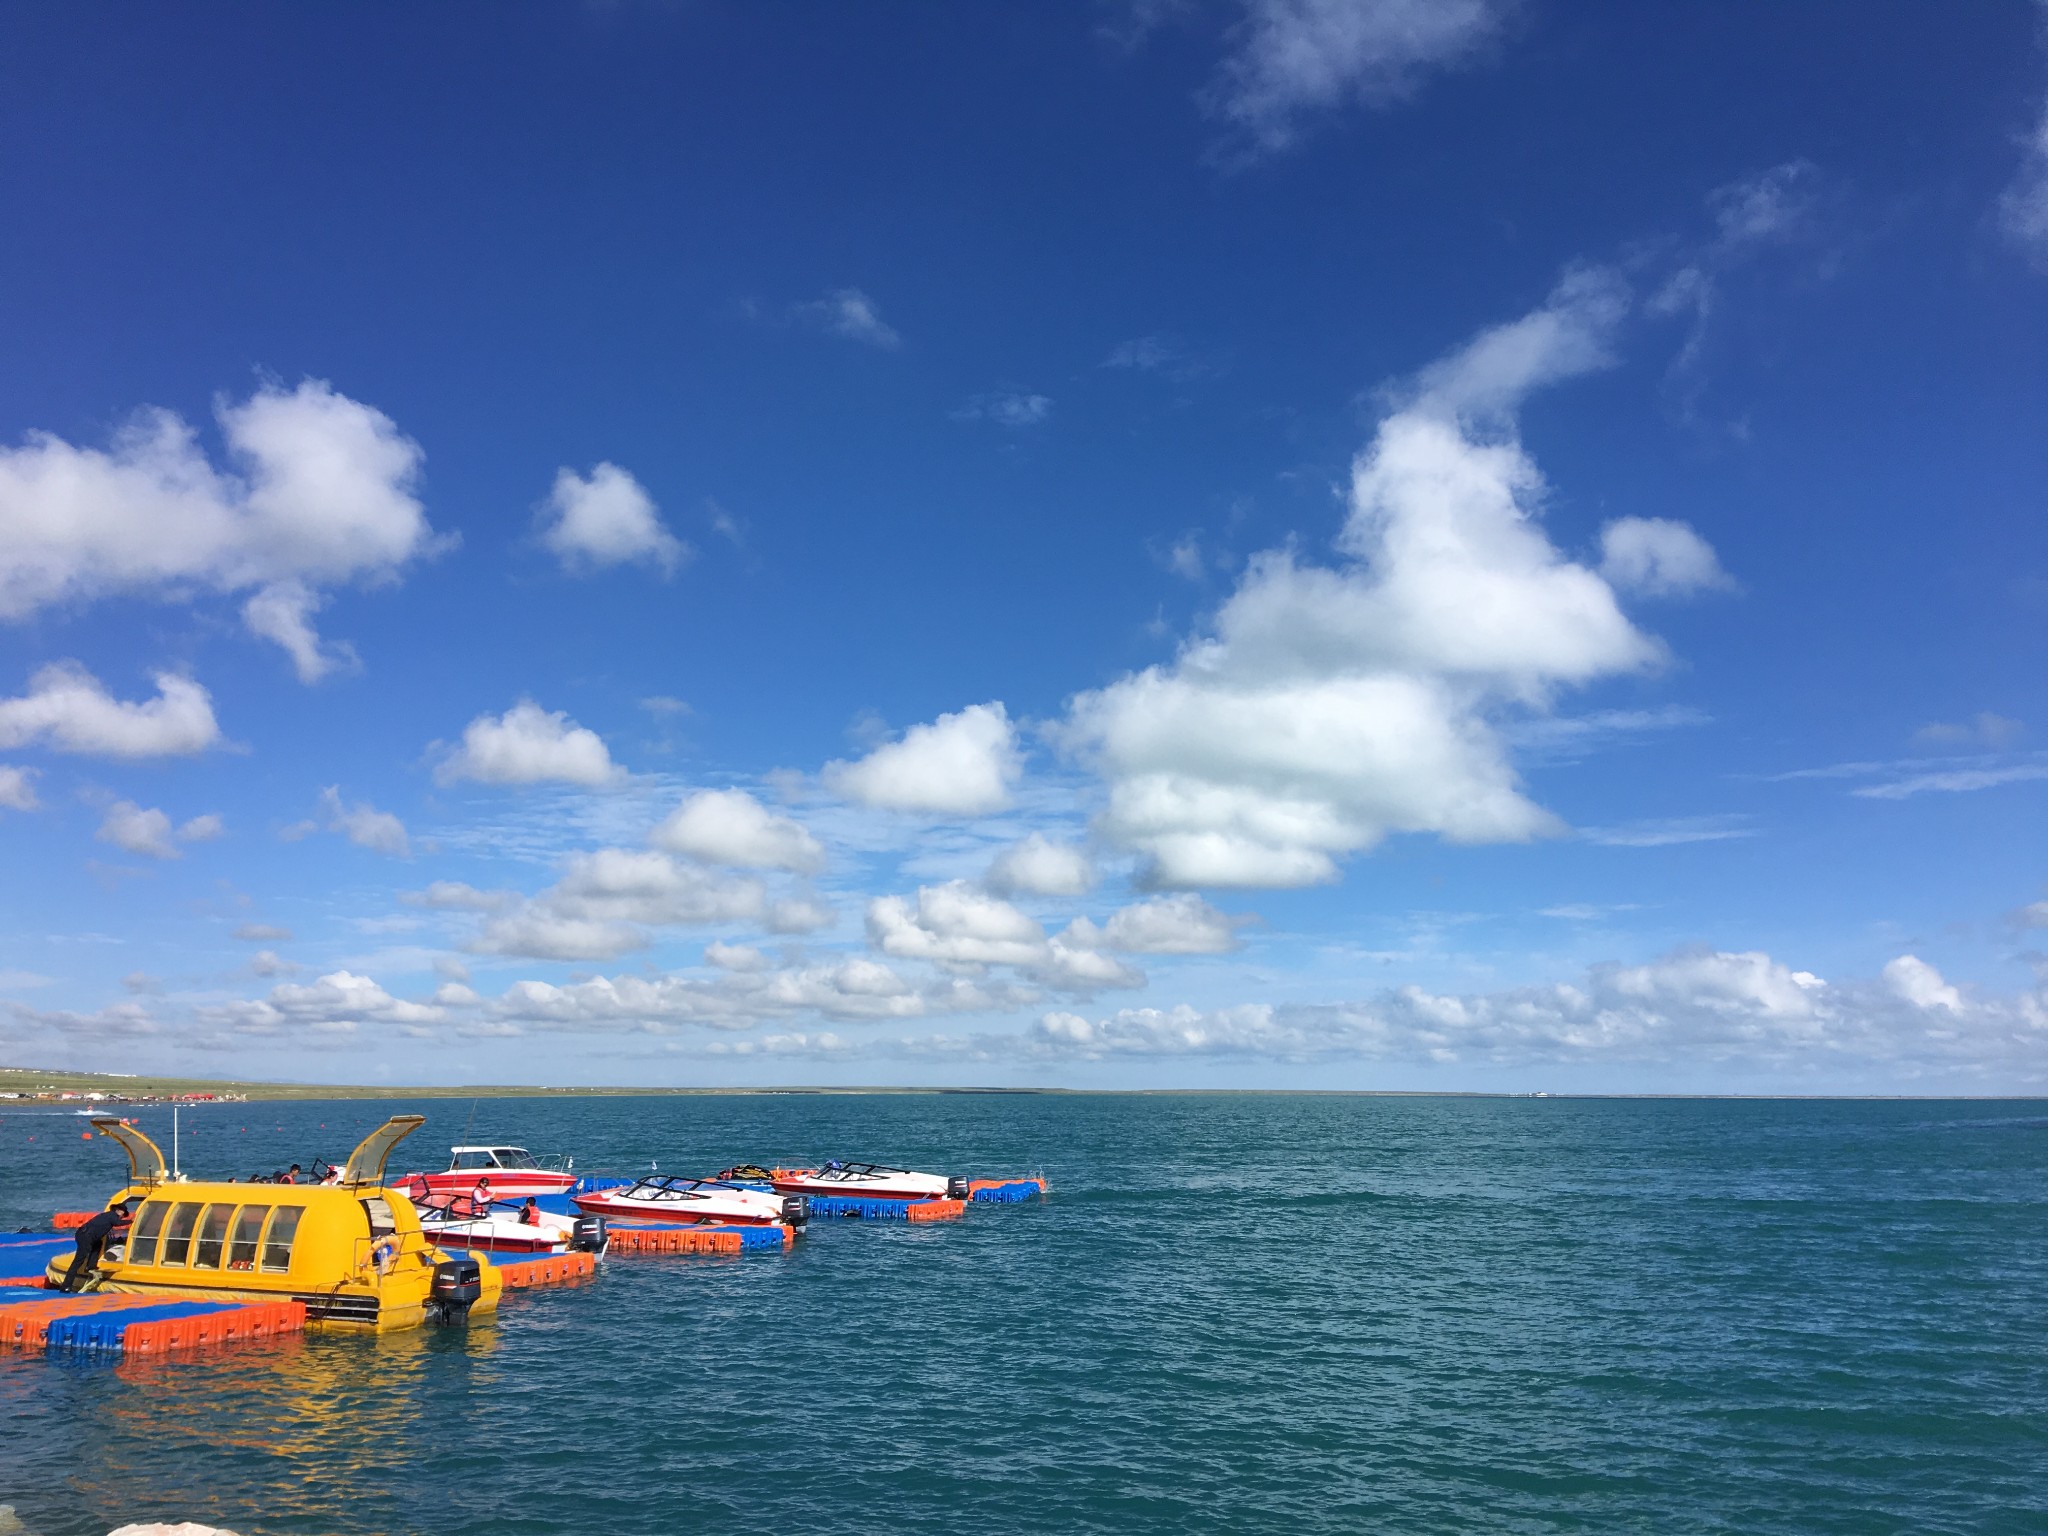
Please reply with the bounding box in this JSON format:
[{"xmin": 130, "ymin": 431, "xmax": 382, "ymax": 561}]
[
  {"xmin": 340, "ymin": 1114, "xmax": 426, "ymax": 1188},
  {"xmin": 90, "ymin": 1116, "xmax": 169, "ymax": 1188}
]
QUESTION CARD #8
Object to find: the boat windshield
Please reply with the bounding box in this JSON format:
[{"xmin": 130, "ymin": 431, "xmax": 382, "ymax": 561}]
[
  {"xmin": 622, "ymin": 1176, "xmax": 715, "ymax": 1201},
  {"xmin": 450, "ymin": 1150, "xmax": 499, "ymax": 1171},
  {"xmin": 493, "ymin": 1149, "xmax": 540, "ymax": 1170},
  {"xmin": 817, "ymin": 1162, "xmax": 908, "ymax": 1179}
]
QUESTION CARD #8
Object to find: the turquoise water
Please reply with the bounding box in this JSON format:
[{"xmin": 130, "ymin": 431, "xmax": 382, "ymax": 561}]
[{"xmin": 2, "ymin": 1094, "xmax": 2044, "ymax": 1535}]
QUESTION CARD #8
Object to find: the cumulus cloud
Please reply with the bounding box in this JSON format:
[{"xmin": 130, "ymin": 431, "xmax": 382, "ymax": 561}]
[
  {"xmin": 489, "ymin": 955, "xmax": 1029, "ymax": 1034},
  {"xmin": 435, "ymin": 700, "xmax": 621, "ymax": 788},
  {"xmin": 539, "ymin": 463, "xmax": 687, "ymax": 575},
  {"xmin": 201, "ymin": 969, "xmax": 442, "ymax": 1037},
  {"xmin": 788, "ymin": 287, "xmax": 902, "ymax": 348},
  {"xmin": 0, "ymin": 765, "xmax": 37, "ymax": 811},
  {"xmin": 96, "ymin": 802, "xmax": 178, "ymax": 860},
  {"xmin": 1206, "ymin": 0, "xmax": 1509, "ymax": 156},
  {"xmin": 1598, "ymin": 517, "xmax": 1734, "ymax": 597},
  {"xmin": 1063, "ymin": 893, "xmax": 1246, "ymax": 954},
  {"xmin": 91, "ymin": 802, "xmax": 223, "ymax": 860},
  {"xmin": 1029, "ymin": 947, "xmax": 2045, "ymax": 1076},
  {"xmin": 0, "ymin": 663, "xmax": 221, "ymax": 758},
  {"xmin": 985, "ymin": 833, "xmax": 1096, "ymax": 897},
  {"xmin": 403, "ymin": 881, "xmax": 516, "ymax": 912},
  {"xmin": 652, "ymin": 788, "xmax": 824, "ymax": 873},
  {"xmin": 241, "ymin": 580, "xmax": 355, "ymax": 684},
  {"xmin": 472, "ymin": 848, "xmax": 770, "ymax": 961},
  {"xmin": 866, "ymin": 880, "xmax": 1146, "ymax": 994},
  {"xmin": 825, "ymin": 702, "xmax": 1021, "ymax": 816},
  {"xmin": 0, "ymin": 379, "xmax": 437, "ymax": 678},
  {"xmin": 1064, "ymin": 270, "xmax": 1719, "ymax": 888},
  {"xmin": 317, "ymin": 786, "xmax": 411, "ymax": 858}
]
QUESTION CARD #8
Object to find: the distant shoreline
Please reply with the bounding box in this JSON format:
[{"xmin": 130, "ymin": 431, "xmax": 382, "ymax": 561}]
[{"xmin": 2, "ymin": 1066, "xmax": 2042, "ymax": 1103}]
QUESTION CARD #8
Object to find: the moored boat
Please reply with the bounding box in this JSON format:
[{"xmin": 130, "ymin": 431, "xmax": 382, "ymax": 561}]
[
  {"xmin": 411, "ymin": 1189, "xmax": 608, "ymax": 1257},
  {"xmin": 404, "ymin": 1145, "xmax": 579, "ymax": 1200},
  {"xmin": 771, "ymin": 1161, "xmax": 968, "ymax": 1203},
  {"xmin": 56, "ymin": 1115, "xmax": 501, "ymax": 1332},
  {"xmin": 573, "ymin": 1174, "xmax": 805, "ymax": 1227}
]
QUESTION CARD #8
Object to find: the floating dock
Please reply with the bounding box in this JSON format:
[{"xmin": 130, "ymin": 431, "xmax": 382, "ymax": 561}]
[
  {"xmin": 804, "ymin": 1195, "xmax": 966, "ymax": 1221},
  {"xmin": 0, "ymin": 1286, "xmax": 307, "ymax": 1358},
  {"xmin": 604, "ymin": 1221, "xmax": 794, "ymax": 1254}
]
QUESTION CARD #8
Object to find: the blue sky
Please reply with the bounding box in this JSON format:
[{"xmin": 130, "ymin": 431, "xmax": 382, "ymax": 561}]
[{"xmin": 1, "ymin": 1, "xmax": 2044, "ymax": 1090}]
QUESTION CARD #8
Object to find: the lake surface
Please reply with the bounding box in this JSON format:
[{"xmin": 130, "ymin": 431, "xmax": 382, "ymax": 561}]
[{"xmin": 2, "ymin": 1093, "xmax": 2044, "ymax": 1535}]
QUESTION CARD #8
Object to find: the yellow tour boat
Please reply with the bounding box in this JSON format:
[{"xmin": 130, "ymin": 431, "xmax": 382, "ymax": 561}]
[{"xmin": 50, "ymin": 1113, "xmax": 503, "ymax": 1332}]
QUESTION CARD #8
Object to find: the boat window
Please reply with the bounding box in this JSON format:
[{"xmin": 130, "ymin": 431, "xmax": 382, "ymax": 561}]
[
  {"xmin": 227, "ymin": 1205, "xmax": 265, "ymax": 1270},
  {"xmin": 192, "ymin": 1204, "xmax": 233, "ymax": 1269},
  {"xmin": 159, "ymin": 1203, "xmax": 201, "ymax": 1267},
  {"xmin": 451, "ymin": 1150, "xmax": 496, "ymax": 1170},
  {"xmin": 361, "ymin": 1196, "xmax": 396, "ymax": 1239},
  {"xmin": 127, "ymin": 1201, "xmax": 168, "ymax": 1267},
  {"xmin": 260, "ymin": 1207, "xmax": 304, "ymax": 1273},
  {"xmin": 495, "ymin": 1149, "xmax": 538, "ymax": 1170}
]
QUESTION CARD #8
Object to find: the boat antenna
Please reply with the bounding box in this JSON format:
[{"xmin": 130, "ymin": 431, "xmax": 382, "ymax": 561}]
[
  {"xmin": 172, "ymin": 1103, "xmax": 181, "ymax": 1179},
  {"xmin": 460, "ymin": 1097, "xmax": 479, "ymax": 1144}
]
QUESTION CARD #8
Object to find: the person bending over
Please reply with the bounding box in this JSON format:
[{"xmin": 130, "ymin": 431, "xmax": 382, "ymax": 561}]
[{"xmin": 60, "ymin": 1199, "xmax": 135, "ymax": 1293}]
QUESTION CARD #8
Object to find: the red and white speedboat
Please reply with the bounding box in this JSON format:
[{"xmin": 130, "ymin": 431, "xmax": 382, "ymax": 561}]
[
  {"xmin": 404, "ymin": 1146, "xmax": 579, "ymax": 1201},
  {"xmin": 772, "ymin": 1161, "xmax": 967, "ymax": 1202},
  {"xmin": 573, "ymin": 1175, "xmax": 806, "ymax": 1227},
  {"xmin": 411, "ymin": 1190, "xmax": 606, "ymax": 1256}
]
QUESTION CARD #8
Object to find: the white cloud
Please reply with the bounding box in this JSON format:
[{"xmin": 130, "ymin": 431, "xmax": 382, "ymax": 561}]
[
  {"xmin": 0, "ymin": 379, "xmax": 437, "ymax": 677},
  {"xmin": 868, "ymin": 881, "xmax": 1048, "ymax": 968},
  {"xmin": 1206, "ymin": 0, "xmax": 1508, "ymax": 155},
  {"xmin": 985, "ymin": 833, "xmax": 1096, "ymax": 897},
  {"xmin": 1708, "ymin": 160, "xmax": 1820, "ymax": 249},
  {"xmin": 0, "ymin": 765, "xmax": 37, "ymax": 811},
  {"xmin": 767, "ymin": 896, "xmax": 837, "ymax": 934},
  {"xmin": 97, "ymin": 801, "xmax": 178, "ymax": 860},
  {"xmin": 177, "ymin": 812, "xmax": 224, "ymax": 843},
  {"xmin": 248, "ymin": 950, "xmax": 299, "ymax": 978},
  {"xmin": 789, "ymin": 287, "xmax": 902, "ymax": 348},
  {"xmin": 0, "ymin": 663, "xmax": 221, "ymax": 758},
  {"xmin": 241, "ymin": 580, "xmax": 355, "ymax": 684},
  {"xmin": 318, "ymin": 786, "xmax": 411, "ymax": 858},
  {"xmin": 865, "ymin": 880, "xmax": 1146, "ymax": 995},
  {"xmin": 651, "ymin": 788, "xmax": 824, "ymax": 873},
  {"xmin": 705, "ymin": 941, "xmax": 769, "ymax": 972},
  {"xmin": 953, "ymin": 392, "xmax": 1052, "ymax": 427},
  {"xmin": 1883, "ymin": 955, "xmax": 1962, "ymax": 1014},
  {"xmin": 1598, "ymin": 517, "xmax": 1733, "ymax": 597},
  {"xmin": 539, "ymin": 463, "xmax": 687, "ymax": 575},
  {"xmin": 1580, "ymin": 815, "xmax": 1753, "ymax": 848},
  {"xmin": 1064, "ymin": 270, "xmax": 1712, "ymax": 888},
  {"xmin": 403, "ymin": 881, "xmax": 516, "ymax": 912},
  {"xmin": 233, "ymin": 922, "xmax": 292, "ymax": 942},
  {"xmin": 825, "ymin": 701, "xmax": 1021, "ymax": 816},
  {"xmin": 472, "ymin": 848, "xmax": 769, "ymax": 961},
  {"xmin": 1063, "ymin": 893, "xmax": 1246, "ymax": 954},
  {"xmin": 1029, "ymin": 945, "xmax": 2048, "ymax": 1076},
  {"xmin": 2011, "ymin": 899, "xmax": 2048, "ymax": 931},
  {"xmin": 435, "ymin": 700, "xmax": 621, "ymax": 788},
  {"xmin": 1913, "ymin": 713, "xmax": 2024, "ymax": 750},
  {"xmin": 2000, "ymin": 96, "xmax": 2048, "ymax": 267},
  {"xmin": 1853, "ymin": 763, "xmax": 2048, "ymax": 801},
  {"xmin": 202, "ymin": 969, "xmax": 442, "ymax": 1036}
]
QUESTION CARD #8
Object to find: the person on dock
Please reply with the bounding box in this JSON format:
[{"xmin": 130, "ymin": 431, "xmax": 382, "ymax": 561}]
[{"xmin": 59, "ymin": 1198, "xmax": 136, "ymax": 1293}]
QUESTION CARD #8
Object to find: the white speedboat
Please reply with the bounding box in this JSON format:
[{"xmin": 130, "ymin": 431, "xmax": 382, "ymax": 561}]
[
  {"xmin": 772, "ymin": 1161, "xmax": 967, "ymax": 1203},
  {"xmin": 412, "ymin": 1190, "xmax": 607, "ymax": 1256},
  {"xmin": 572, "ymin": 1174, "xmax": 805, "ymax": 1227},
  {"xmin": 404, "ymin": 1145, "xmax": 579, "ymax": 1201}
]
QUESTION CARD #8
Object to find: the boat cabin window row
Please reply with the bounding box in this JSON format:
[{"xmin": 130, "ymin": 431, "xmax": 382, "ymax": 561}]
[{"xmin": 124, "ymin": 1200, "xmax": 306, "ymax": 1274}]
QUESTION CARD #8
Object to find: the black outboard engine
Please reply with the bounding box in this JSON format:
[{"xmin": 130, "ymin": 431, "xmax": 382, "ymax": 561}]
[
  {"xmin": 945, "ymin": 1175, "xmax": 971, "ymax": 1201},
  {"xmin": 780, "ymin": 1194, "xmax": 810, "ymax": 1226},
  {"xmin": 428, "ymin": 1257, "xmax": 483, "ymax": 1324},
  {"xmin": 571, "ymin": 1215, "xmax": 607, "ymax": 1253}
]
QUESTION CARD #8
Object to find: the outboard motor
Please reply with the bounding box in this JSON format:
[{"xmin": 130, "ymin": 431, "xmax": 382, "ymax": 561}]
[
  {"xmin": 945, "ymin": 1175, "xmax": 971, "ymax": 1201},
  {"xmin": 570, "ymin": 1215, "xmax": 607, "ymax": 1253},
  {"xmin": 780, "ymin": 1194, "xmax": 810, "ymax": 1226},
  {"xmin": 428, "ymin": 1257, "xmax": 483, "ymax": 1324}
]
